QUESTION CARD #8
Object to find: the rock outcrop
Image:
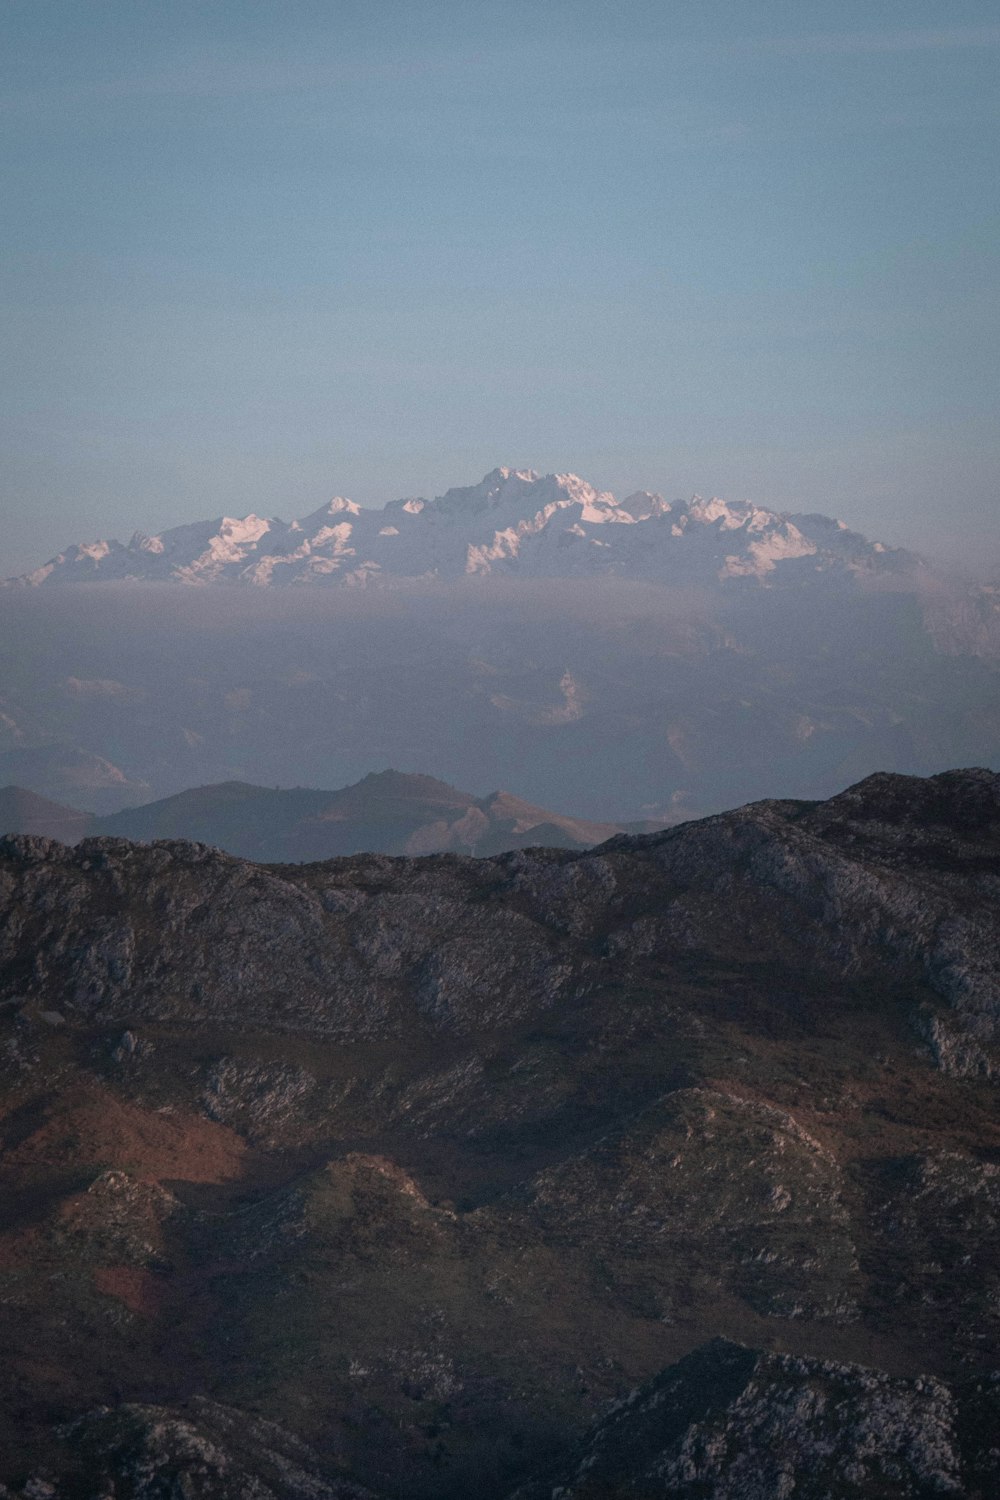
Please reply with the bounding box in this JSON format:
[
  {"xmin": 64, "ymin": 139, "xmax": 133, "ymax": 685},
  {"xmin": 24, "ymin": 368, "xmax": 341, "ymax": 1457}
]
[{"xmin": 513, "ymin": 1339, "xmax": 992, "ymax": 1499}]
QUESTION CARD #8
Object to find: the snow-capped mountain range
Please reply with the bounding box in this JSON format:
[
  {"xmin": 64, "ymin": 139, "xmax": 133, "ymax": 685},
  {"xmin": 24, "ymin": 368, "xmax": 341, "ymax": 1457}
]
[{"xmin": 6, "ymin": 467, "xmax": 918, "ymax": 588}]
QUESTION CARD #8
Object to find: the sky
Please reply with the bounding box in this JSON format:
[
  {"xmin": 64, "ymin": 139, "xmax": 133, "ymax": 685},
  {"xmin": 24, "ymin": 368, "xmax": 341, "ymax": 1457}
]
[{"xmin": 2, "ymin": 0, "xmax": 998, "ymax": 576}]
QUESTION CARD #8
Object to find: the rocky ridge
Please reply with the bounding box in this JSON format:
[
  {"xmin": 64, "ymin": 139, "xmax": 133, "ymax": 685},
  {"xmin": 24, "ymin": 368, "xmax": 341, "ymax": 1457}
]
[{"xmin": 512, "ymin": 1339, "xmax": 996, "ymax": 1499}]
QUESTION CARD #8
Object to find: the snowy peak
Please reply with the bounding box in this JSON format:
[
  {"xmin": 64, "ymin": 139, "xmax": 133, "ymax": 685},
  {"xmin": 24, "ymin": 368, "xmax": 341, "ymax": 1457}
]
[
  {"xmin": 296, "ymin": 497, "xmax": 362, "ymax": 530},
  {"xmin": 3, "ymin": 467, "xmax": 918, "ymax": 590},
  {"xmin": 620, "ymin": 491, "xmax": 671, "ymax": 521},
  {"xmin": 687, "ymin": 494, "xmax": 759, "ymax": 529},
  {"xmin": 415, "ymin": 466, "xmax": 617, "ymax": 520}
]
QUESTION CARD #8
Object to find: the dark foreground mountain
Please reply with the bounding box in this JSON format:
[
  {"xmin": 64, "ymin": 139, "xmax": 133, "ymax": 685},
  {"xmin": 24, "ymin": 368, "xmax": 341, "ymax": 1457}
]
[
  {"xmin": 0, "ymin": 768, "xmax": 998, "ymax": 1497},
  {"xmin": 0, "ymin": 770, "xmax": 627, "ymax": 858}
]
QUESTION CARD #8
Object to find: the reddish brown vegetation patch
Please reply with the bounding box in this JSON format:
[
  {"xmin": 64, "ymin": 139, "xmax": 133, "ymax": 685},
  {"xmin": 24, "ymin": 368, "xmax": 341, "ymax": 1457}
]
[
  {"xmin": 93, "ymin": 1265, "xmax": 168, "ymax": 1317},
  {"xmin": 4, "ymin": 1085, "xmax": 249, "ymax": 1184}
]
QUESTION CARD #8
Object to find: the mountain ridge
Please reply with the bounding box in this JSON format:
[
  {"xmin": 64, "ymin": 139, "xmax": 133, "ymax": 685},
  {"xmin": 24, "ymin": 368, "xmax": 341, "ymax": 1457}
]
[
  {"xmin": 0, "ymin": 769, "xmax": 635, "ymax": 860},
  {"xmin": 4, "ymin": 466, "xmax": 920, "ymax": 589}
]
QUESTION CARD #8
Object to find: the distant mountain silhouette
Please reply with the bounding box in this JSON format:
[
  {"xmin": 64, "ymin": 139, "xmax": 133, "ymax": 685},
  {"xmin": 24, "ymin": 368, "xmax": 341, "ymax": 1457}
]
[
  {"xmin": 0, "ymin": 770, "xmax": 633, "ymax": 858},
  {"xmin": 0, "ymin": 785, "xmax": 94, "ymax": 844},
  {"xmin": 0, "ymin": 745, "xmax": 150, "ymax": 815}
]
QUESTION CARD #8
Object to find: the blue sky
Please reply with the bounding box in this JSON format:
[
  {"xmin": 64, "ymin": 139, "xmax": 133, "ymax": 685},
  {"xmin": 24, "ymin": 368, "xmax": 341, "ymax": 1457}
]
[{"xmin": 2, "ymin": 0, "xmax": 998, "ymax": 573}]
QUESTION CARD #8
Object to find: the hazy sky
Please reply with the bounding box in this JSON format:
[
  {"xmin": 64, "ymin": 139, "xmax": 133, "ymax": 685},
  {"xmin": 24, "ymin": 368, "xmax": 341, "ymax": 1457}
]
[{"xmin": 2, "ymin": 1, "xmax": 998, "ymax": 575}]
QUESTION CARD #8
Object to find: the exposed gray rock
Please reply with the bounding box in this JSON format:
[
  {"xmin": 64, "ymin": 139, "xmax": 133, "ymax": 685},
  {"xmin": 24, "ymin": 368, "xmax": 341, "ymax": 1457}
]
[
  {"xmin": 44, "ymin": 1397, "xmax": 373, "ymax": 1498},
  {"xmin": 2, "ymin": 771, "xmax": 998, "ymax": 1063},
  {"xmin": 512, "ymin": 1339, "xmax": 988, "ymax": 1498},
  {"xmin": 201, "ymin": 1058, "xmax": 317, "ymax": 1142},
  {"xmin": 505, "ymin": 1088, "xmax": 861, "ymax": 1324}
]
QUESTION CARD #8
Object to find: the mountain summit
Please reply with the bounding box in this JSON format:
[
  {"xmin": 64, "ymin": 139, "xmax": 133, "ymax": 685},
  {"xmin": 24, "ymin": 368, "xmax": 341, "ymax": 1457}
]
[{"xmin": 5, "ymin": 468, "xmax": 917, "ymax": 588}]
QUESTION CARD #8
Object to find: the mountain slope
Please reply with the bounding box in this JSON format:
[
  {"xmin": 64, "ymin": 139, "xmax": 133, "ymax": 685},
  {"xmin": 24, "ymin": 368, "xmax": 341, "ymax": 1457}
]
[
  {"xmin": 0, "ymin": 769, "xmax": 998, "ymax": 1497},
  {"xmin": 4, "ymin": 467, "xmax": 919, "ymax": 590},
  {"xmin": 0, "ymin": 744, "xmax": 150, "ymax": 815},
  {"xmin": 0, "ymin": 785, "xmax": 94, "ymax": 843}
]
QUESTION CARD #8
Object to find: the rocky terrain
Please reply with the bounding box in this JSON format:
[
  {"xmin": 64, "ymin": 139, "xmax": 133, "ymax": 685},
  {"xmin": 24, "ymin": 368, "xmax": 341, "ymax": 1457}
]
[
  {"xmin": 0, "ymin": 771, "xmax": 629, "ymax": 861},
  {"xmin": 0, "ymin": 767, "xmax": 998, "ymax": 1495},
  {"xmin": 512, "ymin": 1340, "xmax": 1000, "ymax": 1499}
]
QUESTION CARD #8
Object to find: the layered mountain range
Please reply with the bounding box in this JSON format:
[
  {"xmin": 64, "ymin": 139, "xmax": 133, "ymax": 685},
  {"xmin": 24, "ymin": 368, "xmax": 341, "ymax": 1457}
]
[
  {"xmin": 1, "ymin": 467, "xmax": 997, "ymax": 824},
  {"xmin": 0, "ymin": 769, "xmax": 998, "ymax": 1496},
  {"xmin": 0, "ymin": 771, "xmax": 631, "ymax": 860},
  {"xmin": 6, "ymin": 467, "xmax": 920, "ymax": 589}
]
